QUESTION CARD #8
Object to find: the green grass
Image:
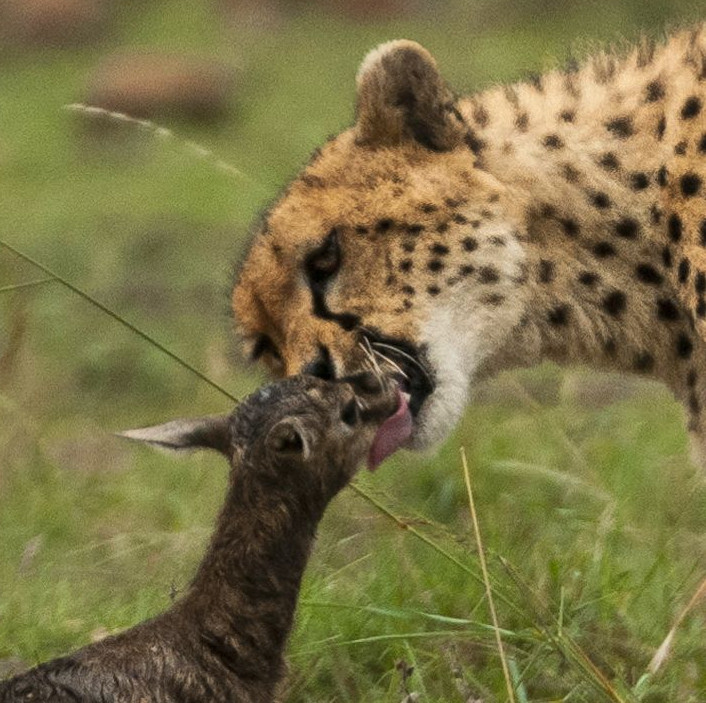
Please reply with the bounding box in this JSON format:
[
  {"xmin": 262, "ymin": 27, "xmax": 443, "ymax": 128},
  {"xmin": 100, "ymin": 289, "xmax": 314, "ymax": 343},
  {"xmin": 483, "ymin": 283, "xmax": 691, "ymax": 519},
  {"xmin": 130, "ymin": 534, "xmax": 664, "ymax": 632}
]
[{"xmin": 2, "ymin": 0, "xmax": 706, "ymax": 700}]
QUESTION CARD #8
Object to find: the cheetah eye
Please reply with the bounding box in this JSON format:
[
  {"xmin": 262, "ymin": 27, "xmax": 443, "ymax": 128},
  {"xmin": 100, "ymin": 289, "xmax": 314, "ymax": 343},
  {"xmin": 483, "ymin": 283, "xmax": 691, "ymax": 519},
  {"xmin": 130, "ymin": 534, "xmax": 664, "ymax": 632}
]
[{"xmin": 306, "ymin": 228, "xmax": 341, "ymax": 285}]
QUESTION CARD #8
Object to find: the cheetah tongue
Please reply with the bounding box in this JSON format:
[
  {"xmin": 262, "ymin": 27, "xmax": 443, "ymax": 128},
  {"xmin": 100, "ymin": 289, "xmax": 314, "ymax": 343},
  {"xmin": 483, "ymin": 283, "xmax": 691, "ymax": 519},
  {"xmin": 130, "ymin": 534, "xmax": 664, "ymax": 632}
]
[{"xmin": 367, "ymin": 390, "xmax": 413, "ymax": 471}]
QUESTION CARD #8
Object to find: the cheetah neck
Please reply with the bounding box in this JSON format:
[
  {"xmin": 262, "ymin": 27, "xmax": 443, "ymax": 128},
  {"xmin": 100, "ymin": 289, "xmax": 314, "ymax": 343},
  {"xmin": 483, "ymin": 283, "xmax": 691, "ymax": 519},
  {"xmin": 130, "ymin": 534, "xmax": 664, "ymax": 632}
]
[{"xmin": 455, "ymin": 28, "xmax": 706, "ymax": 431}]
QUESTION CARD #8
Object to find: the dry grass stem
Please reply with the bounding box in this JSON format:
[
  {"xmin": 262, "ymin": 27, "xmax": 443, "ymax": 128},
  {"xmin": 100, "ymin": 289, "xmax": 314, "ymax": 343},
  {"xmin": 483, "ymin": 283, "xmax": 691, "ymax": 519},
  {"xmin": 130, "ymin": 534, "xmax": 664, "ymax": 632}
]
[
  {"xmin": 460, "ymin": 447, "xmax": 516, "ymax": 703},
  {"xmin": 648, "ymin": 575, "xmax": 706, "ymax": 675},
  {"xmin": 63, "ymin": 104, "xmax": 261, "ymax": 186}
]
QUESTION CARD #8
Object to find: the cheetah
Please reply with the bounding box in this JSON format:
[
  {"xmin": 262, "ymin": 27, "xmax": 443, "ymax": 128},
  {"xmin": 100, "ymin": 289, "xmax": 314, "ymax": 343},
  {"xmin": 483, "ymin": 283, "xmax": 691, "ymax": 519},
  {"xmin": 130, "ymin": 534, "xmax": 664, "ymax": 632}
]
[{"xmin": 232, "ymin": 26, "xmax": 706, "ymax": 463}]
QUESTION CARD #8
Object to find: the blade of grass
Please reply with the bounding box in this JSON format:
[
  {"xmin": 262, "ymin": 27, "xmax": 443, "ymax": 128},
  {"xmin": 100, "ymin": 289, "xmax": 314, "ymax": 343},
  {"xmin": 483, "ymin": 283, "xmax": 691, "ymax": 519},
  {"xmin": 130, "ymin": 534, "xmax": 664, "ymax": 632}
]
[
  {"xmin": 461, "ymin": 446, "xmax": 516, "ymax": 703},
  {"xmin": 633, "ymin": 574, "xmax": 706, "ymax": 697},
  {"xmin": 0, "ymin": 239, "xmax": 238, "ymax": 402},
  {"xmin": 0, "ymin": 278, "xmax": 55, "ymax": 294}
]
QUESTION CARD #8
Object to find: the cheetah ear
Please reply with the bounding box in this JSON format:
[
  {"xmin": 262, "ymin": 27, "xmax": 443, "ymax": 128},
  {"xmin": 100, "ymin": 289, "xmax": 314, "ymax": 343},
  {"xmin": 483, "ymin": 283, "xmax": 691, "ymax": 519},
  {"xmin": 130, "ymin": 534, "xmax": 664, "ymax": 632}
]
[{"xmin": 355, "ymin": 40, "xmax": 466, "ymax": 152}]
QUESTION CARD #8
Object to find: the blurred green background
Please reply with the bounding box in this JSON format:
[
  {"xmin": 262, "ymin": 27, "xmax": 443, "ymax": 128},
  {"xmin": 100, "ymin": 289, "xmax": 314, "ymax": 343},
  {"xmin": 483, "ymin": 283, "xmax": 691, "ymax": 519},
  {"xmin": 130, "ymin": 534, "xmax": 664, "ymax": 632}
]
[{"xmin": 1, "ymin": 0, "xmax": 706, "ymax": 700}]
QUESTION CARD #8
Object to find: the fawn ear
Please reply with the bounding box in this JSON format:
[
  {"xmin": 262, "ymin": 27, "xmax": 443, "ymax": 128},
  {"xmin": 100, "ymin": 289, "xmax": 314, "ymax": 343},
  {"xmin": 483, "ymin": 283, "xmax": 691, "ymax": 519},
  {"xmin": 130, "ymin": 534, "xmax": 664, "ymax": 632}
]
[
  {"xmin": 118, "ymin": 415, "xmax": 231, "ymax": 455},
  {"xmin": 355, "ymin": 40, "xmax": 466, "ymax": 152},
  {"xmin": 265, "ymin": 419, "xmax": 311, "ymax": 460}
]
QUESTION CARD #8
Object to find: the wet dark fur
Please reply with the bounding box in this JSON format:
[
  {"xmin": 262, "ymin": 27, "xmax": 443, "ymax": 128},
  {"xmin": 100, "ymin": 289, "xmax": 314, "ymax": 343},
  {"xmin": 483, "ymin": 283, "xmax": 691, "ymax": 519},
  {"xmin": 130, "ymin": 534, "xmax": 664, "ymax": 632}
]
[{"xmin": 1, "ymin": 376, "xmax": 392, "ymax": 703}]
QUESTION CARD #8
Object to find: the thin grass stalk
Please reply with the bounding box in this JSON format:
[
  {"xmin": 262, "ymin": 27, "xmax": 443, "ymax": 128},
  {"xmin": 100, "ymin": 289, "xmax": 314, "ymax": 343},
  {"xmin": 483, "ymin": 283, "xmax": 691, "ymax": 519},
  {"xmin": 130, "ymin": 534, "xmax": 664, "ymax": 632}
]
[
  {"xmin": 0, "ymin": 239, "xmax": 237, "ymax": 402},
  {"xmin": 0, "ymin": 278, "xmax": 55, "ymax": 294},
  {"xmin": 64, "ymin": 104, "xmax": 262, "ymax": 187},
  {"xmin": 460, "ymin": 447, "xmax": 516, "ymax": 703}
]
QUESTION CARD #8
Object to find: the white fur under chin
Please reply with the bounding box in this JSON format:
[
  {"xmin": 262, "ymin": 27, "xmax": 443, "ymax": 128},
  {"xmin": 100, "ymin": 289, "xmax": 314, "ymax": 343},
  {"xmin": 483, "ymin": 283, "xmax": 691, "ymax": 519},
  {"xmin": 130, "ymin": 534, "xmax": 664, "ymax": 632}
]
[
  {"xmin": 409, "ymin": 307, "xmax": 473, "ymax": 450},
  {"xmin": 410, "ymin": 232, "xmax": 527, "ymax": 450}
]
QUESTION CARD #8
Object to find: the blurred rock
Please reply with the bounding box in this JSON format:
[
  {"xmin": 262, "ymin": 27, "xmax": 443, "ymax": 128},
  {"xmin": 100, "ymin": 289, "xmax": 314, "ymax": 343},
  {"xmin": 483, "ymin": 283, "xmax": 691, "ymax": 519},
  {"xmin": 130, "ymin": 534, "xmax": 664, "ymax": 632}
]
[
  {"xmin": 0, "ymin": 0, "xmax": 107, "ymax": 49},
  {"xmin": 304, "ymin": 0, "xmax": 427, "ymax": 20},
  {"xmin": 85, "ymin": 53, "xmax": 236, "ymax": 124},
  {"xmin": 216, "ymin": 0, "xmax": 286, "ymax": 30}
]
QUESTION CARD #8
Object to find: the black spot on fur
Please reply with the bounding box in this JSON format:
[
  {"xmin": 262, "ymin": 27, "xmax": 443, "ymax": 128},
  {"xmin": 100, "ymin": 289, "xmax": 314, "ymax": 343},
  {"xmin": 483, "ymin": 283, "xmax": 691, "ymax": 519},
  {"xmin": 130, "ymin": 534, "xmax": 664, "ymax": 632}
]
[
  {"xmin": 590, "ymin": 191, "xmax": 611, "ymax": 209},
  {"xmin": 419, "ymin": 203, "xmax": 438, "ymax": 213},
  {"xmin": 538, "ymin": 259, "xmax": 555, "ymax": 283},
  {"xmin": 668, "ymin": 214, "xmax": 683, "ymax": 242},
  {"xmin": 650, "ymin": 205, "xmax": 662, "ymax": 224},
  {"xmin": 674, "ymin": 141, "xmax": 687, "ymax": 156},
  {"xmin": 678, "ymin": 258, "xmax": 691, "ymax": 284},
  {"xmin": 543, "ymin": 134, "xmax": 564, "ymax": 149},
  {"xmin": 427, "ymin": 284, "xmax": 440, "ymax": 296},
  {"xmin": 515, "ymin": 112, "xmax": 529, "ymax": 131},
  {"xmin": 603, "ymin": 291, "xmax": 626, "ymax": 317},
  {"xmin": 560, "ymin": 110, "xmax": 575, "ymax": 122},
  {"xmin": 605, "ymin": 116, "xmax": 634, "ymax": 138},
  {"xmin": 656, "ymin": 115, "xmax": 666, "ymax": 140},
  {"xmin": 459, "ymin": 264, "xmax": 474, "ymax": 277},
  {"xmin": 635, "ymin": 264, "xmax": 663, "ymax": 285},
  {"xmin": 560, "ymin": 218, "xmax": 580, "ymax": 237},
  {"xmin": 599, "ymin": 152, "xmax": 620, "ymax": 170},
  {"xmin": 681, "ymin": 96, "xmax": 702, "ymax": 119},
  {"xmin": 657, "ymin": 298, "xmax": 680, "ymax": 321},
  {"xmin": 402, "ymin": 241, "xmax": 416, "ymax": 253},
  {"xmin": 473, "ymin": 104, "xmax": 489, "ymax": 127},
  {"xmin": 452, "ymin": 213, "xmax": 468, "ymax": 225},
  {"xmin": 478, "ymin": 266, "xmax": 500, "ymax": 284},
  {"xmin": 676, "ymin": 333, "xmax": 693, "ymax": 359},
  {"xmin": 593, "ymin": 241, "xmax": 616, "ymax": 258},
  {"xmin": 645, "ymin": 80, "xmax": 665, "ymax": 102},
  {"xmin": 376, "ymin": 219, "xmax": 394, "ymax": 232},
  {"xmin": 634, "ymin": 351, "xmax": 655, "ymax": 372},
  {"xmin": 483, "ymin": 293, "xmax": 505, "ymax": 306},
  {"xmin": 401, "ymin": 284, "xmax": 415, "ymax": 296},
  {"xmin": 462, "ymin": 237, "xmax": 478, "ymax": 252},
  {"xmin": 662, "ymin": 246, "xmax": 673, "ymax": 268},
  {"xmin": 578, "ymin": 271, "xmax": 599, "ymax": 286},
  {"xmin": 680, "ymin": 173, "xmax": 702, "ymax": 197},
  {"xmin": 547, "ymin": 305, "xmax": 569, "ymax": 325},
  {"xmin": 399, "ymin": 259, "xmax": 413, "ymax": 273},
  {"xmin": 700, "ymin": 220, "xmax": 706, "ymax": 247},
  {"xmin": 700, "ymin": 133, "xmax": 706, "ymax": 153},
  {"xmin": 657, "ymin": 166, "xmax": 668, "ymax": 186},
  {"xmin": 689, "ymin": 393, "xmax": 700, "ymax": 415},
  {"xmin": 406, "ymin": 224, "xmax": 424, "ymax": 235},
  {"xmin": 561, "ymin": 163, "xmax": 580, "ymax": 183},
  {"xmin": 436, "ymin": 222, "xmax": 449, "ymax": 234},
  {"xmin": 427, "ymin": 259, "xmax": 444, "ymax": 273},
  {"xmin": 430, "ymin": 243, "xmax": 449, "ymax": 256},
  {"xmin": 615, "ymin": 218, "xmax": 639, "ymax": 239},
  {"xmin": 696, "ymin": 271, "xmax": 706, "ymax": 294},
  {"xmin": 630, "ymin": 172, "xmax": 650, "ymax": 190},
  {"xmin": 698, "ymin": 298, "xmax": 706, "ymax": 318}
]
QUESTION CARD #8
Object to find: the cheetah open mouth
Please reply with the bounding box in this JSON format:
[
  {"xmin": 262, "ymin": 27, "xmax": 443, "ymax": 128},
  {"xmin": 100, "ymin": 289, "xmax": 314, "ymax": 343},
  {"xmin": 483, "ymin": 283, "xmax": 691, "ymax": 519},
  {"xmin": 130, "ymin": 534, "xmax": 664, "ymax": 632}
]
[{"xmin": 360, "ymin": 328, "xmax": 435, "ymax": 419}]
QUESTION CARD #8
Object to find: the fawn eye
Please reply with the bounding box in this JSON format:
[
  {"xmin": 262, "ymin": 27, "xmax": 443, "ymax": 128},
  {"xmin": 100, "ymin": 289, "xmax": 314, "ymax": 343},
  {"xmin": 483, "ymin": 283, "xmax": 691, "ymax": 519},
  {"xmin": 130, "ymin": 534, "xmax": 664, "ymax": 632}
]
[
  {"xmin": 306, "ymin": 229, "xmax": 341, "ymax": 285},
  {"xmin": 340, "ymin": 398, "xmax": 359, "ymax": 427}
]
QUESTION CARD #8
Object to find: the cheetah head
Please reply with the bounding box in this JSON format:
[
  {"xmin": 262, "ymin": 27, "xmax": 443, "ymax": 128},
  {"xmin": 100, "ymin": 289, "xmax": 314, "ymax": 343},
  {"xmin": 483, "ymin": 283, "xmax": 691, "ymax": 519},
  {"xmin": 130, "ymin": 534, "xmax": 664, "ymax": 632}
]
[{"xmin": 233, "ymin": 41, "xmax": 529, "ymax": 451}]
